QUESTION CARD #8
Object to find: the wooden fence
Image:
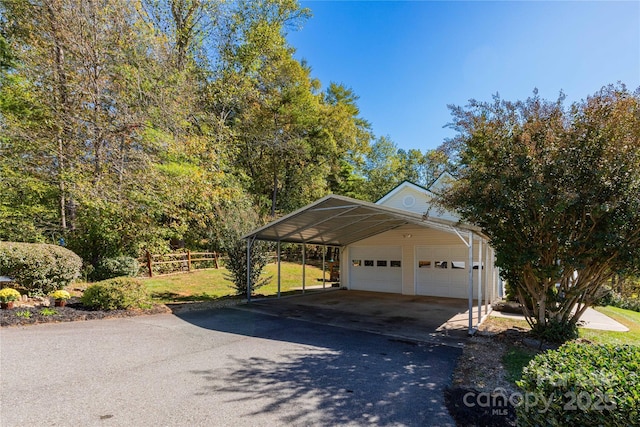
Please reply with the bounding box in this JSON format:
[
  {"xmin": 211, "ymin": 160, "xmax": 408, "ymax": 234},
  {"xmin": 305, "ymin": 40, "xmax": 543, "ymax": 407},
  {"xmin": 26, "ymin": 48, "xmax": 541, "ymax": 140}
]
[{"xmin": 143, "ymin": 251, "xmax": 222, "ymax": 277}]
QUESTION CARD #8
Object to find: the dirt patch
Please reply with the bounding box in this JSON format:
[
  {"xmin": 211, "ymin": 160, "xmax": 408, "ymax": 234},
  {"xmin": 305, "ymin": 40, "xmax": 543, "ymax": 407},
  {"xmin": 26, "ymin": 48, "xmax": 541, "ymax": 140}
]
[{"xmin": 445, "ymin": 319, "xmax": 544, "ymax": 427}]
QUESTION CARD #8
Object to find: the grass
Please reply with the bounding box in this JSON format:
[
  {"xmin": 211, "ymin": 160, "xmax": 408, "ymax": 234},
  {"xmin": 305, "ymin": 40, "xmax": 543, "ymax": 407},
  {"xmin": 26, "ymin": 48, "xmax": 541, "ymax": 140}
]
[
  {"xmin": 143, "ymin": 261, "xmax": 327, "ymax": 303},
  {"xmin": 580, "ymin": 306, "xmax": 640, "ymax": 345},
  {"xmin": 503, "ymin": 346, "xmax": 538, "ymax": 383},
  {"xmin": 495, "ymin": 306, "xmax": 640, "ymax": 385}
]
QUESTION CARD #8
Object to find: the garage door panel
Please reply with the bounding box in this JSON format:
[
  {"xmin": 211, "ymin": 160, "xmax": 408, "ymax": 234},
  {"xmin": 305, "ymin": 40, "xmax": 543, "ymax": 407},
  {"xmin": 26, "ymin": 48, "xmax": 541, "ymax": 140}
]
[
  {"xmin": 350, "ymin": 246, "xmax": 402, "ymax": 293},
  {"xmin": 416, "ymin": 245, "xmax": 471, "ymax": 298}
]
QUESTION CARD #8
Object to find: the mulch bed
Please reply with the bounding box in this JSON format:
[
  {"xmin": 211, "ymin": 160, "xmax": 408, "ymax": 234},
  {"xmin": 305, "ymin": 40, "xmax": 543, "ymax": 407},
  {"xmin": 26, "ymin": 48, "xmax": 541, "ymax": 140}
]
[
  {"xmin": 445, "ymin": 386, "xmax": 517, "ymax": 427},
  {"xmin": 0, "ymin": 298, "xmax": 170, "ymax": 327}
]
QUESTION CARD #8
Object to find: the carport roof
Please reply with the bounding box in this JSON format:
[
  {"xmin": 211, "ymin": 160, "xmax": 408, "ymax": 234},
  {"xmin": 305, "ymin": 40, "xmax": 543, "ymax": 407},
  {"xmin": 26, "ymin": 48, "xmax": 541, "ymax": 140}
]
[{"xmin": 243, "ymin": 194, "xmax": 482, "ymax": 246}]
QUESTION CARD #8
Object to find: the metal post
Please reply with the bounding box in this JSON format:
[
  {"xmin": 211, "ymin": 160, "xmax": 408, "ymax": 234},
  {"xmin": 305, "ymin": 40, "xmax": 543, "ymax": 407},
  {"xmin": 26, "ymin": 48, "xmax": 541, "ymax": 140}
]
[
  {"xmin": 492, "ymin": 248, "xmax": 498, "ymax": 301},
  {"xmin": 246, "ymin": 238, "xmax": 252, "ymax": 303},
  {"xmin": 468, "ymin": 231, "xmax": 474, "ymax": 333},
  {"xmin": 478, "ymin": 238, "xmax": 483, "ymax": 324},
  {"xmin": 302, "ymin": 243, "xmax": 306, "ymax": 294},
  {"xmin": 277, "ymin": 241, "xmax": 281, "ymax": 298},
  {"xmin": 485, "ymin": 244, "xmax": 490, "ymax": 312},
  {"xmin": 322, "ymin": 246, "xmax": 326, "ymax": 289}
]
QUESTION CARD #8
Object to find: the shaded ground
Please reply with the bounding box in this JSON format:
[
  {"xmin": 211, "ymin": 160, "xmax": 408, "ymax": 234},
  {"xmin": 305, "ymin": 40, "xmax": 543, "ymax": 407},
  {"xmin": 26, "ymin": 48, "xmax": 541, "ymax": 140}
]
[
  {"xmin": 246, "ymin": 289, "xmax": 471, "ymax": 346},
  {"xmin": 2, "ymin": 291, "xmax": 536, "ymax": 426},
  {"xmin": 1, "ymin": 307, "xmax": 460, "ymax": 426},
  {"xmin": 445, "ymin": 331, "xmax": 524, "ymax": 427}
]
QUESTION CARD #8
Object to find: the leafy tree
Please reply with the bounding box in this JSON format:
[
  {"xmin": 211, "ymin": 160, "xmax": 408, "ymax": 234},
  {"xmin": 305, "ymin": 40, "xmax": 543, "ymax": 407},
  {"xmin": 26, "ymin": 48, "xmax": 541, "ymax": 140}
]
[
  {"xmin": 358, "ymin": 136, "xmax": 450, "ymax": 201},
  {"xmin": 440, "ymin": 84, "xmax": 640, "ymax": 338},
  {"xmin": 212, "ymin": 199, "xmax": 272, "ymax": 296},
  {"xmin": 0, "ymin": 0, "xmax": 389, "ymax": 274}
]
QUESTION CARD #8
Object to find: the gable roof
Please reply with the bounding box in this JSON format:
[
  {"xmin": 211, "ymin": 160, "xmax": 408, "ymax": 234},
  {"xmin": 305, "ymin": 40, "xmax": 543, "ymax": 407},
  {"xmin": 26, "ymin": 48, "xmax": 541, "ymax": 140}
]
[
  {"xmin": 427, "ymin": 171, "xmax": 456, "ymax": 193},
  {"xmin": 242, "ymin": 194, "xmax": 482, "ymax": 246},
  {"xmin": 375, "ymin": 181, "xmax": 434, "ymax": 205}
]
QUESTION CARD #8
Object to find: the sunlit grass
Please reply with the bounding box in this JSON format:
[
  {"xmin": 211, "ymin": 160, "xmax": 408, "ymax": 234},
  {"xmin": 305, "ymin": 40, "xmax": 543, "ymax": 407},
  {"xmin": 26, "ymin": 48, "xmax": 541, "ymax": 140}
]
[
  {"xmin": 580, "ymin": 306, "xmax": 640, "ymax": 345},
  {"xmin": 142, "ymin": 262, "xmax": 327, "ymax": 303},
  {"xmin": 492, "ymin": 306, "xmax": 640, "ymax": 386}
]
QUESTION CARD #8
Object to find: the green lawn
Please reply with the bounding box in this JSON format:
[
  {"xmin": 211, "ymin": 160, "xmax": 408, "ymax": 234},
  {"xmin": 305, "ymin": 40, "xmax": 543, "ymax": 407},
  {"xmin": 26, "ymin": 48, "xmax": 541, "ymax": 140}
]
[
  {"xmin": 498, "ymin": 306, "xmax": 640, "ymax": 385},
  {"xmin": 503, "ymin": 346, "xmax": 539, "ymax": 383},
  {"xmin": 143, "ymin": 261, "xmax": 327, "ymax": 303},
  {"xmin": 580, "ymin": 306, "xmax": 640, "ymax": 345}
]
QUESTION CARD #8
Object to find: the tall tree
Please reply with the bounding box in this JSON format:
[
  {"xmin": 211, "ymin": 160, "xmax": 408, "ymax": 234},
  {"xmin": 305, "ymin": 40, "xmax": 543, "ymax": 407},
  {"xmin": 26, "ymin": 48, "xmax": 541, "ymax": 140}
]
[
  {"xmin": 215, "ymin": 0, "xmax": 373, "ymax": 216},
  {"xmin": 440, "ymin": 85, "xmax": 640, "ymax": 339}
]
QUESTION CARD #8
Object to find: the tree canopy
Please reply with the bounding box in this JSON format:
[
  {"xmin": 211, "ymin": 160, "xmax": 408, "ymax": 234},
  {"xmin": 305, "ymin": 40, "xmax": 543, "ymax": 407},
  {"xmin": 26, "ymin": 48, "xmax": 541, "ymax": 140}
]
[
  {"xmin": 0, "ymin": 0, "xmax": 443, "ymax": 266},
  {"xmin": 440, "ymin": 84, "xmax": 640, "ymax": 336}
]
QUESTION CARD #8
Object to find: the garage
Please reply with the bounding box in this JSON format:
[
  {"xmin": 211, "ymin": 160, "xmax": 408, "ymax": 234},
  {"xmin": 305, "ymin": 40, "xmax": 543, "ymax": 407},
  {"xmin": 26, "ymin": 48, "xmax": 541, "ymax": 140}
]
[
  {"xmin": 349, "ymin": 245, "xmax": 402, "ymax": 293},
  {"xmin": 416, "ymin": 245, "xmax": 475, "ymax": 299},
  {"xmin": 243, "ymin": 184, "xmax": 500, "ymax": 335}
]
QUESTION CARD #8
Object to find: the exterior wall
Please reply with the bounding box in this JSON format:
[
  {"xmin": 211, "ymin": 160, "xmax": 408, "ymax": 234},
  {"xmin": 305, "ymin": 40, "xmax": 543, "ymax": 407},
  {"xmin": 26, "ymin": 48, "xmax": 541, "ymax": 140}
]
[
  {"xmin": 345, "ymin": 225, "xmax": 499, "ymax": 303},
  {"xmin": 376, "ymin": 185, "xmax": 460, "ymax": 223},
  {"xmin": 347, "ymin": 225, "xmax": 464, "ymax": 296},
  {"xmin": 378, "ymin": 186, "xmax": 431, "ymax": 215}
]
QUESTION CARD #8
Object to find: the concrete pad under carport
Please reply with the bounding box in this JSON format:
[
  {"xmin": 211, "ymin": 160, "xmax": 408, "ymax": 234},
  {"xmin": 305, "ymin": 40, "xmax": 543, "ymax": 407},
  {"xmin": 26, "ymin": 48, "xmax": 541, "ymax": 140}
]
[{"xmin": 244, "ymin": 289, "xmax": 474, "ymax": 346}]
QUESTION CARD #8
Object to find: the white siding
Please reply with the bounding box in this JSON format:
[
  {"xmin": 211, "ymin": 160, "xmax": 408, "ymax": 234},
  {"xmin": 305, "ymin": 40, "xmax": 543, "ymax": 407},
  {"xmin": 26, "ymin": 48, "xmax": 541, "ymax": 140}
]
[
  {"xmin": 378, "ymin": 186, "xmax": 430, "ymax": 215},
  {"xmin": 423, "ymin": 195, "xmax": 460, "ymax": 223},
  {"xmin": 376, "ymin": 185, "xmax": 460, "ymax": 222}
]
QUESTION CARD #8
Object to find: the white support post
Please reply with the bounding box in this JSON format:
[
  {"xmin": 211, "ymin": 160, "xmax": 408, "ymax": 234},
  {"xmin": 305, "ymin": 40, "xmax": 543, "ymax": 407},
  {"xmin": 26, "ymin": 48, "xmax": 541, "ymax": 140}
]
[
  {"xmin": 277, "ymin": 241, "xmax": 281, "ymax": 299},
  {"xmin": 478, "ymin": 238, "xmax": 483, "ymax": 324},
  {"xmin": 302, "ymin": 243, "xmax": 306, "ymax": 294},
  {"xmin": 492, "ymin": 248, "xmax": 498, "ymax": 300},
  {"xmin": 468, "ymin": 231, "xmax": 474, "ymax": 334},
  {"xmin": 246, "ymin": 238, "xmax": 252, "ymax": 303},
  {"xmin": 485, "ymin": 245, "xmax": 490, "ymax": 311},
  {"xmin": 322, "ymin": 246, "xmax": 326, "ymax": 289}
]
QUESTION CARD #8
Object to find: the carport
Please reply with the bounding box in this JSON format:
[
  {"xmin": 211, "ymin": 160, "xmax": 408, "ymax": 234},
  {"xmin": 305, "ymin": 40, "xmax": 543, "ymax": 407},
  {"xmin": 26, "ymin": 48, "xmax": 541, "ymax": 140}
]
[{"xmin": 243, "ymin": 194, "xmax": 496, "ymax": 335}]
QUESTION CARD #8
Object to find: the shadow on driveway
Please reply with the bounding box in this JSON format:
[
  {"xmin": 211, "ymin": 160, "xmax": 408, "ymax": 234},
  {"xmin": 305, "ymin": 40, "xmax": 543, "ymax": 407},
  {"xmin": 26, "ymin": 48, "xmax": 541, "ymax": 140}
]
[{"xmin": 174, "ymin": 307, "xmax": 462, "ymax": 426}]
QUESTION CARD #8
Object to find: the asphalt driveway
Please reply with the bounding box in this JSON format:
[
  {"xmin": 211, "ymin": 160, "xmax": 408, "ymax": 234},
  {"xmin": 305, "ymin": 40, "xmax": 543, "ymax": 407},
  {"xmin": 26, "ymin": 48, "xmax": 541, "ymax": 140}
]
[{"xmin": 0, "ymin": 307, "xmax": 461, "ymax": 426}]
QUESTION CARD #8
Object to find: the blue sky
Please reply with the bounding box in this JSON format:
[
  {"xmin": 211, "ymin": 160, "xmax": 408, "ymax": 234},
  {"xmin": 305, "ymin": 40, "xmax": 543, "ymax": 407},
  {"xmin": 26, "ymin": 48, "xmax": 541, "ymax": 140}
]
[{"xmin": 286, "ymin": 1, "xmax": 640, "ymax": 151}]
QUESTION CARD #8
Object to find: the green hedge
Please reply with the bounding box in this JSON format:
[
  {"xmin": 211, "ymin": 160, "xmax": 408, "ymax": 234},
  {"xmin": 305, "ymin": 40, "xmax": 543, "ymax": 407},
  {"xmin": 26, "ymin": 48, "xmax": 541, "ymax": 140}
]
[
  {"xmin": 516, "ymin": 343, "xmax": 640, "ymax": 426},
  {"xmin": 0, "ymin": 242, "xmax": 82, "ymax": 295},
  {"xmin": 92, "ymin": 256, "xmax": 140, "ymax": 281},
  {"xmin": 81, "ymin": 277, "xmax": 150, "ymax": 310}
]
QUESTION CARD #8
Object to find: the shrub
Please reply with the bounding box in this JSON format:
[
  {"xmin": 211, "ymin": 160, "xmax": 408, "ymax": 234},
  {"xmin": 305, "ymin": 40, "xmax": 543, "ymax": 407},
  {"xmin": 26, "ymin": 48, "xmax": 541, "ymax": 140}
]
[
  {"xmin": 516, "ymin": 343, "xmax": 640, "ymax": 426},
  {"xmin": 224, "ymin": 239, "xmax": 271, "ymax": 296},
  {"xmin": 81, "ymin": 277, "xmax": 150, "ymax": 310},
  {"xmin": 0, "ymin": 288, "xmax": 21, "ymax": 302},
  {"xmin": 50, "ymin": 290, "xmax": 71, "ymax": 300},
  {"xmin": 0, "ymin": 242, "xmax": 82, "ymax": 295},
  {"xmin": 531, "ymin": 318, "xmax": 579, "ymax": 343},
  {"xmin": 91, "ymin": 256, "xmax": 139, "ymax": 281},
  {"xmin": 597, "ymin": 290, "xmax": 640, "ymax": 313}
]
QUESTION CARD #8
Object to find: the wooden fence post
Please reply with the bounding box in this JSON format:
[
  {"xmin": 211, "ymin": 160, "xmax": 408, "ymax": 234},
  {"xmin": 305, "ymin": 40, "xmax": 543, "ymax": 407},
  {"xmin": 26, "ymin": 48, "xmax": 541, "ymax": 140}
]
[
  {"xmin": 214, "ymin": 251, "xmax": 219, "ymax": 269},
  {"xmin": 146, "ymin": 251, "xmax": 153, "ymax": 278},
  {"xmin": 187, "ymin": 250, "xmax": 192, "ymax": 272}
]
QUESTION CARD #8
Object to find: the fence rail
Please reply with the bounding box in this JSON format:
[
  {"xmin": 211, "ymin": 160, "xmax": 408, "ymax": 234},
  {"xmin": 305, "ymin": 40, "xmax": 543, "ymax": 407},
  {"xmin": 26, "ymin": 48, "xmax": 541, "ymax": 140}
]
[{"xmin": 142, "ymin": 251, "xmax": 222, "ymax": 277}]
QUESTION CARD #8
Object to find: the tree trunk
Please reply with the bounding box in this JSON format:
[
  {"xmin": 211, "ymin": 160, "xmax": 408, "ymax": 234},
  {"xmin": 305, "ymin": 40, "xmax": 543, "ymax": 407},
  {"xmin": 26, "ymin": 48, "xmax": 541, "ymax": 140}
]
[{"xmin": 538, "ymin": 295, "xmax": 546, "ymax": 327}]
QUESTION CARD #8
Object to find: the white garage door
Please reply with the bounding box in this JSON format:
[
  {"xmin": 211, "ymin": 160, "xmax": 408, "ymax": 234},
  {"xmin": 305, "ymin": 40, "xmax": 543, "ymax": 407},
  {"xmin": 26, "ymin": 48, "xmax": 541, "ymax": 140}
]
[
  {"xmin": 416, "ymin": 245, "xmax": 470, "ymax": 298},
  {"xmin": 349, "ymin": 246, "xmax": 402, "ymax": 293}
]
